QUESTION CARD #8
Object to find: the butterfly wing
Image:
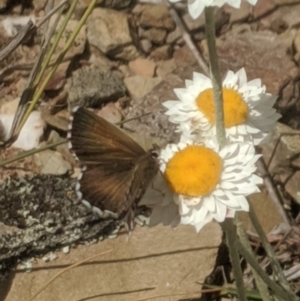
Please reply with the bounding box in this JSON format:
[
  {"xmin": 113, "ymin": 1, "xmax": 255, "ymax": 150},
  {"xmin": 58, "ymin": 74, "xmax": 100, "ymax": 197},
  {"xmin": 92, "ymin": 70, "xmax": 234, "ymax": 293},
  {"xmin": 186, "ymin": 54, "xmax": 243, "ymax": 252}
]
[
  {"xmin": 78, "ymin": 154, "xmax": 158, "ymax": 218},
  {"xmin": 69, "ymin": 107, "xmax": 158, "ymax": 219},
  {"xmin": 69, "ymin": 107, "xmax": 145, "ymax": 165},
  {"xmin": 78, "ymin": 165, "xmax": 136, "ymax": 216}
]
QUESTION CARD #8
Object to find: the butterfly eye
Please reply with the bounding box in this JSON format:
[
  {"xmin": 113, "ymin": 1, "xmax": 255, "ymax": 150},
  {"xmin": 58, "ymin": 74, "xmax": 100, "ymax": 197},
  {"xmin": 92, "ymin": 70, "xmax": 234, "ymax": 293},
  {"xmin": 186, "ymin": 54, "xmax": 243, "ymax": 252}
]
[
  {"xmin": 151, "ymin": 150, "xmax": 159, "ymax": 158},
  {"xmin": 151, "ymin": 144, "xmax": 160, "ymax": 159}
]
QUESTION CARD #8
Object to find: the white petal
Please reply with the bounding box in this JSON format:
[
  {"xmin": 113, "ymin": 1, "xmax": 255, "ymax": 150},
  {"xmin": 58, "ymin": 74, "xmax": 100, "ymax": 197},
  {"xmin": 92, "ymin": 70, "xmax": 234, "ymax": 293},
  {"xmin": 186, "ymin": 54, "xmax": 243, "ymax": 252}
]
[
  {"xmin": 193, "ymin": 204, "xmax": 209, "ymax": 221},
  {"xmin": 213, "ymin": 201, "xmax": 227, "ymax": 222},
  {"xmin": 226, "ymin": 0, "xmax": 241, "ymax": 8},
  {"xmin": 246, "ymin": 0, "xmax": 257, "ymax": 5},
  {"xmin": 221, "ymin": 190, "xmax": 241, "ymax": 208},
  {"xmin": 220, "ymin": 181, "xmax": 237, "ymax": 190},
  {"xmin": 226, "ymin": 208, "xmax": 236, "ymax": 218},
  {"xmin": 194, "ymin": 214, "xmax": 213, "ymax": 232},
  {"xmin": 187, "ymin": 0, "xmax": 205, "ymax": 19},
  {"xmin": 237, "ymin": 68, "xmax": 247, "ymax": 86},
  {"xmin": 179, "ymin": 199, "xmax": 190, "ymax": 215},
  {"xmin": 235, "ymin": 195, "xmax": 249, "ymax": 211},
  {"xmin": 163, "ymin": 100, "xmax": 180, "ymax": 109},
  {"xmin": 252, "ymin": 174, "xmax": 263, "ymax": 185},
  {"xmin": 203, "ymin": 195, "xmax": 216, "ymax": 212}
]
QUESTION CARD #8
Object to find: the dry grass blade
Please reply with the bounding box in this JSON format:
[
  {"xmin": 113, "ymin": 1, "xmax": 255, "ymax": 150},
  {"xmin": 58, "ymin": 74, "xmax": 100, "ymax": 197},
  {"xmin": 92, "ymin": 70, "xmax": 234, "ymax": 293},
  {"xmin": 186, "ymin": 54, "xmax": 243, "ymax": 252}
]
[
  {"xmin": 36, "ymin": 0, "xmax": 68, "ymax": 29},
  {"xmin": 0, "ymin": 0, "xmax": 68, "ymax": 148},
  {"xmin": 162, "ymin": 0, "xmax": 209, "ymax": 75},
  {"xmin": 0, "ymin": 140, "xmax": 66, "ymax": 167},
  {"xmin": 11, "ymin": 0, "xmax": 95, "ymax": 145},
  {"xmin": 0, "ymin": 20, "xmax": 34, "ymax": 62},
  {"xmin": 26, "ymin": 249, "xmax": 113, "ymax": 301},
  {"xmin": 116, "ymin": 112, "xmax": 152, "ymax": 125},
  {"xmin": 135, "ymin": 288, "xmax": 220, "ymax": 301},
  {"xmin": 0, "ymin": 110, "xmax": 148, "ymax": 167},
  {"xmin": 257, "ymin": 158, "xmax": 290, "ymax": 225},
  {"xmin": 0, "ymin": 0, "xmax": 67, "ymax": 63}
]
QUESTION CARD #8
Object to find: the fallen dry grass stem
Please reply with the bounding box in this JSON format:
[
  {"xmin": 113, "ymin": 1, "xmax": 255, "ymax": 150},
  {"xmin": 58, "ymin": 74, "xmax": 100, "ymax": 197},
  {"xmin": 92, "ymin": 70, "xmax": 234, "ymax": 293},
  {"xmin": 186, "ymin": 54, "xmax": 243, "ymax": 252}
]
[
  {"xmin": 26, "ymin": 249, "xmax": 113, "ymax": 301},
  {"xmin": 135, "ymin": 288, "xmax": 220, "ymax": 301}
]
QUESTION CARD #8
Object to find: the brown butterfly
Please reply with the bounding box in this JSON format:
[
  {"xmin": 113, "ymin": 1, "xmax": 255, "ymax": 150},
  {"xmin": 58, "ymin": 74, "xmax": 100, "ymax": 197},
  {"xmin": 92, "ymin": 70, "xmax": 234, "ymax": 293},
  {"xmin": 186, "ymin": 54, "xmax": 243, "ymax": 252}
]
[{"xmin": 68, "ymin": 107, "xmax": 159, "ymax": 229}]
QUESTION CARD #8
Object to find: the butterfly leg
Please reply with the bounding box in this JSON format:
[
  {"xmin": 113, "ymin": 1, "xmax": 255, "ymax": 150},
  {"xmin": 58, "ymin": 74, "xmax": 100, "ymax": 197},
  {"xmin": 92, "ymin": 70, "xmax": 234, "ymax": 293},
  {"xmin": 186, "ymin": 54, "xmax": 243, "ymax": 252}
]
[
  {"xmin": 121, "ymin": 207, "xmax": 136, "ymax": 233},
  {"xmin": 107, "ymin": 224, "xmax": 121, "ymax": 239},
  {"xmin": 134, "ymin": 215, "xmax": 150, "ymax": 227}
]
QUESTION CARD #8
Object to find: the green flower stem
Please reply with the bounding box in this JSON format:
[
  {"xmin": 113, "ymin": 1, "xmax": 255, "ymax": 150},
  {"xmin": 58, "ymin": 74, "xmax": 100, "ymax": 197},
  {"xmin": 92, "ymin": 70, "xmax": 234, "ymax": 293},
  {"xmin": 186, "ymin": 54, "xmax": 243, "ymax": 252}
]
[
  {"xmin": 204, "ymin": 7, "xmax": 226, "ymax": 148},
  {"xmin": 0, "ymin": 140, "xmax": 66, "ymax": 168},
  {"xmin": 221, "ymin": 219, "xmax": 248, "ymax": 301},
  {"xmin": 248, "ymin": 203, "xmax": 297, "ymax": 300},
  {"xmin": 236, "ymin": 215, "xmax": 272, "ymax": 301},
  {"xmin": 205, "ymin": 7, "xmax": 246, "ymax": 301},
  {"xmin": 237, "ymin": 239, "xmax": 297, "ymax": 301}
]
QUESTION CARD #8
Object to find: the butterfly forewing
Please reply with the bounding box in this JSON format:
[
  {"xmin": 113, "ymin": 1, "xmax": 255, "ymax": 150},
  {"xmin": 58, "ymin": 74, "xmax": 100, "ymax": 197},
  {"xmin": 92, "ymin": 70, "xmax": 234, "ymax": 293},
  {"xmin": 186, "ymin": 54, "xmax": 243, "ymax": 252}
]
[
  {"xmin": 69, "ymin": 107, "xmax": 159, "ymax": 220},
  {"xmin": 70, "ymin": 107, "xmax": 145, "ymax": 164}
]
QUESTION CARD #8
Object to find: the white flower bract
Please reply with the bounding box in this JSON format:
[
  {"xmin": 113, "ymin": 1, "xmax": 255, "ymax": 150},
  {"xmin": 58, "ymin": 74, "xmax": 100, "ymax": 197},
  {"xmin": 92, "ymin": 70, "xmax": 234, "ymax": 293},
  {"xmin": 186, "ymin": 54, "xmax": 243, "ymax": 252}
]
[
  {"xmin": 163, "ymin": 68, "xmax": 281, "ymax": 146},
  {"xmin": 158, "ymin": 139, "xmax": 263, "ymax": 232},
  {"xmin": 169, "ymin": 0, "xmax": 258, "ymax": 19}
]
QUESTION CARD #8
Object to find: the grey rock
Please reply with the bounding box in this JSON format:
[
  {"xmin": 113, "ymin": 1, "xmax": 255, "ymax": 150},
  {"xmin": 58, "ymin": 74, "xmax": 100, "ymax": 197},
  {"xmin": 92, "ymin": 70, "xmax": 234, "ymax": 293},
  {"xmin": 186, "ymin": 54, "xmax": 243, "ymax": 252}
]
[
  {"xmin": 182, "ymin": 12, "xmax": 205, "ymax": 32},
  {"xmin": 156, "ymin": 59, "xmax": 178, "ymax": 79},
  {"xmin": 183, "ymin": 7, "xmax": 228, "ymax": 33},
  {"xmin": 32, "ymin": 0, "xmax": 47, "ymax": 12},
  {"xmin": 260, "ymin": 123, "xmax": 300, "ymax": 207},
  {"xmin": 75, "ymin": 0, "xmax": 133, "ymax": 18},
  {"xmin": 139, "ymin": 27, "xmax": 167, "ymax": 45},
  {"xmin": 206, "ymin": 29, "xmax": 298, "ymax": 96},
  {"xmin": 124, "ymin": 75, "xmax": 162, "ymax": 100},
  {"xmin": 112, "ymin": 44, "xmax": 140, "ymax": 61},
  {"xmin": 166, "ymin": 26, "xmax": 182, "ymax": 44},
  {"xmin": 68, "ymin": 67, "xmax": 127, "ymax": 109},
  {"xmin": 34, "ymin": 150, "xmax": 72, "ymax": 175},
  {"xmin": 103, "ymin": 0, "xmax": 133, "ymax": 9},
  {"xmin": 87, "ymin": 8, "xmax": 138, "ymax": 60},
  {"xmin": 140, "ymin": 4, "xmax": 175, "ymax": 31},
  {"xmin": 259, "ymin": 2, "xmax": 300, "ymax": 29},
  {"xmin": 285, "ymin": 171, "xmax": 300, "ymax": 205},
  {"xmin": 131, "ymin": 3, "xmax": 144, "ymax": 15},
  {"xmin": 150, "ymin": 44, "xmax": 173, "ymax": 61},
  {"xmin": 125, "ymin": 63, "xmax": 201, "ymax": 146},
  {"xmin": 0, "ymin": 175, "xmax": 119, "ymax": 274},
  {"xmin": 140, "ymin": 39, "xmax": 152, "ymax": 53}
]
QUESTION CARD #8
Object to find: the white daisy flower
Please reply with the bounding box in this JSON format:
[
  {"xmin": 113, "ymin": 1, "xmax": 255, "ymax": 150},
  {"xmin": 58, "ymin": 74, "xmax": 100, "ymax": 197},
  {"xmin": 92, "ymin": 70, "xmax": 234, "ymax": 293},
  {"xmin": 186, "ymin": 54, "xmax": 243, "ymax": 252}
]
[
  {"xmin": 169, "ymin": 0, "xmax": 258, "ymax": 19},
  {"xmin": 163, "ymin": 68, "xmax": 281, "ymax": 146},
  {"xmin": 158, "ymin": 138, "xmax": 262, "ymax": 232}
]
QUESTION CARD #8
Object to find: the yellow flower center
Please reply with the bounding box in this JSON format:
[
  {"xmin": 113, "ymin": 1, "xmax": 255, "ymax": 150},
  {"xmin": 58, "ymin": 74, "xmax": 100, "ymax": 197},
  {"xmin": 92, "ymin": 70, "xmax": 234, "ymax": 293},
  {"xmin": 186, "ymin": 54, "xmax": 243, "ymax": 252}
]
[
  {"xmin": 164, "ymin": 145, "xmax": 222, "ymax": 197},
  {"xmin": 196, "ymin": 88, "xmax": 249, "ymax": 127}
]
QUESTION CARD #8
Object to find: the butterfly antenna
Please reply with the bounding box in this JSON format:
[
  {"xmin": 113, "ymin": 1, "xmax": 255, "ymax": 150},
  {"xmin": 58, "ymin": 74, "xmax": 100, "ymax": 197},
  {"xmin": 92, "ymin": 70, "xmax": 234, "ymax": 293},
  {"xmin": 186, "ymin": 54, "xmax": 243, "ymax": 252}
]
[
  {"xmin": 116, "ymin": 112, "xmax": 152, "ymax": 126},
  {"xmin": 126, "ymin": 228, "xmax": 132, "ymax": 242}
]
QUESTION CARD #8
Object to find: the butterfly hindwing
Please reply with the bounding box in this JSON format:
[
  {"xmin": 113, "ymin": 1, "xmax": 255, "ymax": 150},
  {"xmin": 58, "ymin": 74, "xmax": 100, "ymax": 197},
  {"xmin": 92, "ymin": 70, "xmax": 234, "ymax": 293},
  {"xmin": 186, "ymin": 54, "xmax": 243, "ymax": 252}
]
[
  {"xmin": 78, "ymin": 165, "xmax": 136, "ymax": 216},
  {"xmin": 78, "ymin": 153, "xmax": 157, "ymax": 218}
]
